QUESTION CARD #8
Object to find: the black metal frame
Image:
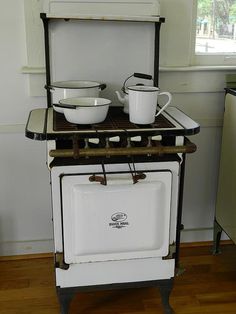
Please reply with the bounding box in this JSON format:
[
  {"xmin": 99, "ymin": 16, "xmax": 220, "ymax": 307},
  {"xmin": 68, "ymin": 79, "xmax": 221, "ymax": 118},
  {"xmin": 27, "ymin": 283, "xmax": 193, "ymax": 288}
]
[
  {"xmin": 40, "ymin": 13, "xmax": 165, "ymax": 108},
  {"xmin": 56, "ymin": 279, "xmax": 174, "ymax": 314},
  {"xmin": 212, "ymin": 218, "xmax": 223, "ymax": 255},
  {"xmin": 41, "ymin": 14, "xmax": 51, "ymax": 108}
]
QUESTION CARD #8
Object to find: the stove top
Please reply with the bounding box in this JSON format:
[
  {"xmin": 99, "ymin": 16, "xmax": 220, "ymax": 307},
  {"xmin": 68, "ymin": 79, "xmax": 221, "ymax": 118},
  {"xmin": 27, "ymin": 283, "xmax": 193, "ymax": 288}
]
[
  {"xmin": 25, "ymin": 106, "xmax": 200, "ymax": 141},
  {"xmin": 53, "ymin": 107, "xmax": 175, "ymax": 132}
]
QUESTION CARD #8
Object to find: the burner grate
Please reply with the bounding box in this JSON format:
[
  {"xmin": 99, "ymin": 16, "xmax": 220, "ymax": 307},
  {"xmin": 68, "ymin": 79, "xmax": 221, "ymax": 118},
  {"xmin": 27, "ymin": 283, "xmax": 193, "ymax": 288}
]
[{"xmin": 53, "ymin": 107, "xmax": 175, "ymax": 132}]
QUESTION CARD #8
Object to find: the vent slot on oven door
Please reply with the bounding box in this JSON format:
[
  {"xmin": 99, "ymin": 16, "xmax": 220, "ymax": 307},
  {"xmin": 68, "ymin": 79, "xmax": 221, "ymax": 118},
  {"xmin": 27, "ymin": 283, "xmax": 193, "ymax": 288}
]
[{"xmin": 61, "ymin": 170, "xmax": 172, "ymax": 264}]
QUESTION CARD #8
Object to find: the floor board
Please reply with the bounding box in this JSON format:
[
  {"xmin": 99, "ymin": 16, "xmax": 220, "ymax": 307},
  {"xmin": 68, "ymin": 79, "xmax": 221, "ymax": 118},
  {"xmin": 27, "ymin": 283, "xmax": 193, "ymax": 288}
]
[{"xmin": 0, "ymin": 244, "xmax": 236, "ymax": 313}]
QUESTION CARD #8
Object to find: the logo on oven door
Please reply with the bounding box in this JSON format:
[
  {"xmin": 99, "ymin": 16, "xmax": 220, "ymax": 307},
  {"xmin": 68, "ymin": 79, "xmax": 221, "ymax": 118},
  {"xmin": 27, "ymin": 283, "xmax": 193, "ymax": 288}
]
[{"xmin": 109, "ymin": 212, "xmax": 129, "ymax": 229}]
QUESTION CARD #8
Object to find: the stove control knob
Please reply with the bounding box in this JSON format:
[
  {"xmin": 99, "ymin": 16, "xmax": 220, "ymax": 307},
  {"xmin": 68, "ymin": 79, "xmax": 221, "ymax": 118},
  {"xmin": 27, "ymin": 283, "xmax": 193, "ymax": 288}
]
[
  {"xmin": 88, "ymin": 138, "xmax": 100, "ymax": 145},
  {"xmin": 151, "ymin": 135, "xmax": 162, "ymax": 141},
  {"xmin": 130, "ymin": 136, "xmax": 142, "ymax": 142},
  {"xmin": 109, "ymin": 136, "xmax": 120, "ymax": 143}
]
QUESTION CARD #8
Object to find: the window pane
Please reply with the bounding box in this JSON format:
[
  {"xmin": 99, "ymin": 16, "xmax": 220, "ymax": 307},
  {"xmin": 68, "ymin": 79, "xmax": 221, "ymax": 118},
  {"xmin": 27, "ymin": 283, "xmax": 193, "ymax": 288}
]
[{"xmin": 196, "ymin": 0, "xmax": 236, "ymax": 54}]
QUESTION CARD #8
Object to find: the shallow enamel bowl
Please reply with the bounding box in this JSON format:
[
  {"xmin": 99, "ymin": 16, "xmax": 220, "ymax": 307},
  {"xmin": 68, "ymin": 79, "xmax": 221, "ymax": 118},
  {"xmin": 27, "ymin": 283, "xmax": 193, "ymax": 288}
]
[{"xmin": 58, "ymin": 97, "xmax": 111, "ymax": 124}]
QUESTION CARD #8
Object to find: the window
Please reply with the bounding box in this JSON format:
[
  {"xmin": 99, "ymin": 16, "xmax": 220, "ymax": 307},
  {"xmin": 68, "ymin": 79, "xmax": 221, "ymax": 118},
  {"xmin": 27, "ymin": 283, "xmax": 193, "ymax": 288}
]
[{"xmin": 193, "ymin": 0, "xmax": 236, "ymax": 65}]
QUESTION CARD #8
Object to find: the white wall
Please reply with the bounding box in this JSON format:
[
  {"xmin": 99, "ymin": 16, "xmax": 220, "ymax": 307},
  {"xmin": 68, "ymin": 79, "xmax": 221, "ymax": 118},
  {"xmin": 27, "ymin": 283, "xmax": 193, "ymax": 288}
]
[
  {"xmin": 159, "ymin": 0, "xmax": 231, "ymax": 242},
  {"xmin": 0, "ymin": 0, "xmax": 232, "ymax": 256},
  {"xmin": 0, "ymin": 1, "xmax": 52, "ymax": 255}
]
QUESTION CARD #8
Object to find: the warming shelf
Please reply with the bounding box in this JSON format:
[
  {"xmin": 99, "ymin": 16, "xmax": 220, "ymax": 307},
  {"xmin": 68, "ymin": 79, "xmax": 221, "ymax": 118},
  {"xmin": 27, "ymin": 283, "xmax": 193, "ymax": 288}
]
[{"xmin": 43, "ymin": 0, "xmax": 161, "ymax": 21}]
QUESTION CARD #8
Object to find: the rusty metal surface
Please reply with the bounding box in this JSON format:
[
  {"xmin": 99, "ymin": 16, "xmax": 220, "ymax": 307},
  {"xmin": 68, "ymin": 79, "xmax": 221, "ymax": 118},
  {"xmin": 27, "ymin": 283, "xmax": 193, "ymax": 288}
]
[{"xmin": 49, "ymin": 140, "xmax": 197, "ymax": 158}]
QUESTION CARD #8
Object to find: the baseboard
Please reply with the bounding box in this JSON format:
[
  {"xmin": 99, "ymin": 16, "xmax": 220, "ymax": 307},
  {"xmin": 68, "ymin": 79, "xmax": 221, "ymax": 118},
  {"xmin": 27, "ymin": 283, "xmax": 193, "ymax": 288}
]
[
  {"xmin": 0, "ymin": 252, "xmax": 54, "ymax": 261},
  {"xmin": 0, "ymin": 239, "xmax": 54, "ymax": 257},
  {"xmin": 0, "ymin": 240, "xmax": 234, "ymax": 261},
  {"xmin": 180, "ymin": 239, "xmax": 234, "ymax": 248},
  {"xmin": 180, "ymin": 228, "xmax": 229, "ymax": 243}
]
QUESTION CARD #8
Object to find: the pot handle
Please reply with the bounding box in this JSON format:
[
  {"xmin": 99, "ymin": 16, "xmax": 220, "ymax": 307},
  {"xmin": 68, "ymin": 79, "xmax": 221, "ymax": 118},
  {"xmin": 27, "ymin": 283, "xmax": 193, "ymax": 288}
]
[
  {"xmin": 99, "ymin": 83, "xmax": 107, "ymax": 91},
  {"xmin": 155, "ymin": 92, "xmax": 172, "ymax": 117},
  {"xmin": 54, "ymin": 103, "xmax": 76, "ymax": 110},
  {"xmin": 44, "ymin": 84, "xmax": 55, "ymax": 91}
]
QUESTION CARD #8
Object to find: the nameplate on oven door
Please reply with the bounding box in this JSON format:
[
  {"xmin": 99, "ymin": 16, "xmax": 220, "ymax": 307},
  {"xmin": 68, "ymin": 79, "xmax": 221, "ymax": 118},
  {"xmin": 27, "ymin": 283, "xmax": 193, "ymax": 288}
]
[{"xmin": 109, "ymin": 212, "xmax": 129, "ymax": 229}]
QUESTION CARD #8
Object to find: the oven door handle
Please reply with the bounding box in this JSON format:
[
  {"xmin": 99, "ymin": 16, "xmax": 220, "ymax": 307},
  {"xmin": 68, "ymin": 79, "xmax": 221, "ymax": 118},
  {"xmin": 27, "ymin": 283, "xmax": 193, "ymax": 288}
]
[
  {"xmin": 88, "ymin": 172, "xmax": 146, "ymax": 185},
  {"xmin": 89, "ymin": 162, "xmax": 107, "ymax": 185},
  {"xmin": 128, "ymin": 160, "xmax": 146, "ymax": 184},
  {"xmin": 132, "ymin": 172, "xmax": 146, "ymax": 184},
  {"xmin": 89, "ymin": 174, "xmax": 107, "ymax": 185}
]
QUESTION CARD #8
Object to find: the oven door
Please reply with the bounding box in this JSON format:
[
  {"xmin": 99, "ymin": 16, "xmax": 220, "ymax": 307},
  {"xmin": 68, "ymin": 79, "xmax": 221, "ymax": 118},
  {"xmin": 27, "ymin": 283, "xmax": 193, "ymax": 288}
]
[{"xmin": 61, "ymin": 169, "xmax": 172, "ymax": 264}]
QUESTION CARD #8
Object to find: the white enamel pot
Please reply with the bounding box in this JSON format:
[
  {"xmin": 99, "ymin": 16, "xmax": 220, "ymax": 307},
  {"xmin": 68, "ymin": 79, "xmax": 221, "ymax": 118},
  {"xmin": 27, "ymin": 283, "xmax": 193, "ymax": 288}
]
[
  {"xmin": 45, "ymin": 80, "xmax": 106, "ymax": 113},
  {"xmin": 56, "ymin": 97, "xmax": 111, "ymax": 124}
]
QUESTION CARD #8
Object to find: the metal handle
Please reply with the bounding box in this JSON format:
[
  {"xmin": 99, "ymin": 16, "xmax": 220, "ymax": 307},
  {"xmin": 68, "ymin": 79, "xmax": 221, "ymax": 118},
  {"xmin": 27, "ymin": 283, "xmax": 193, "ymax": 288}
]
[
  {"xmin": 53, "ymin": 103, "xmax": 77, "ymax": 110},
  {"xmin": 133, "ymin": 73, "xmax": 152, "ymax": 80},
  {"xmin": 89, "ymin": 175, "xmax": 106, "ymax": 185},
  {"xmin": 44, "ymin": 84, "xmax": 55, "ymax": 91},
  {"xmin": 58, "ymin": 103, "xmax": 77, "ymax": 109},
  {"xmin": 132, "ymin": 172, "xmax": 146, "ymax": 184},
  {"xmin": 89, "ymin": 162, "xmax": 107, "ymax": 185},
  {"xmin": 122, "ymin": 73, "xmax": 153, "ymax": 94},
  {"xmin": 155, "ymin": 92, "xmax": 172, "ymax": 117},
  {"xmin": 99, "ymin": 83, "xmax": 107, "ymax": 91},
  {"xmin": 49, "ymin": 141, "xmax": 197, "ymax": 158}
]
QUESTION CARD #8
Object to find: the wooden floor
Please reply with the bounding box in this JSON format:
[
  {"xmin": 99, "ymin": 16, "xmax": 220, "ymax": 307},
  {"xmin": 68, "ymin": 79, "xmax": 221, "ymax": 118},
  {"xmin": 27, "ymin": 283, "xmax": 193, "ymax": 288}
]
[{"xmin": 0, "ymin": 244, "xmax": 236, "ymax": 314}]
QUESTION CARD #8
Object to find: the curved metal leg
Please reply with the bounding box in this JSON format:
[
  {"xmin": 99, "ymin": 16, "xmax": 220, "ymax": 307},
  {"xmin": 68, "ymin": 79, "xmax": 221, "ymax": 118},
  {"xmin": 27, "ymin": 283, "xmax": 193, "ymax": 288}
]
[
  {"xmin": 158, "ymin": 279, "xmax": 174, "ymax": 314},
  {"xmin": 57, "ymin": 287, "xmax": 75, "ymax": 314},
  {"xmin": 212, "ymin": 219, "xmax": 223, "ymax": 255}
]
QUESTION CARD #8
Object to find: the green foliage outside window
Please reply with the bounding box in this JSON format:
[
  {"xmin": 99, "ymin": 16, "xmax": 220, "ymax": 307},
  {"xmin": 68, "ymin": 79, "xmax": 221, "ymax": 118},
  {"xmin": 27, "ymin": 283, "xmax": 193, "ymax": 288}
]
[{"xmin": 197, "ymin": 0, "xmax": 236, "ymax": 37}]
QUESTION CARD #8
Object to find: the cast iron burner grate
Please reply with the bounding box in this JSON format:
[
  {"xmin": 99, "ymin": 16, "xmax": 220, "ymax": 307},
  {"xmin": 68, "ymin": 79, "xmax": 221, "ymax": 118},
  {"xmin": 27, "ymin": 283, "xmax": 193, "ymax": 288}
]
[{"xmin": 53, "ymin": 106, "xmax": 175, "ymax": 132}]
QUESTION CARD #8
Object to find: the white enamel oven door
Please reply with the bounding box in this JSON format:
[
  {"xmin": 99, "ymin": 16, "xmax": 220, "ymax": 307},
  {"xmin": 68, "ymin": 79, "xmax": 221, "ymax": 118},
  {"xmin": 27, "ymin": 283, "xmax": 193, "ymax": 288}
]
[{"xmin": 61, "ymin": 169, "xmax": 173, "ymax": 264}]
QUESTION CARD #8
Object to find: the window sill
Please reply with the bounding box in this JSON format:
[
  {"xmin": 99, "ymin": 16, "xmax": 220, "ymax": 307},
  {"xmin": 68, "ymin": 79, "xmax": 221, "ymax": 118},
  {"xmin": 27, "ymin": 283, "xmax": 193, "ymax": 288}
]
[{"xmin": 160, "ymin": 65, "xmax": 236, "ymax": 72}]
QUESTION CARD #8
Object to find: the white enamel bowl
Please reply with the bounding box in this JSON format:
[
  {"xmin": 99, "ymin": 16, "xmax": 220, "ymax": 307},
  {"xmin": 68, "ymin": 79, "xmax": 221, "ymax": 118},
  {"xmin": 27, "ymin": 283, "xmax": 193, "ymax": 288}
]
[{"xmin": 58, "ymin": 97, "xmax": 111, "ymax": 124}]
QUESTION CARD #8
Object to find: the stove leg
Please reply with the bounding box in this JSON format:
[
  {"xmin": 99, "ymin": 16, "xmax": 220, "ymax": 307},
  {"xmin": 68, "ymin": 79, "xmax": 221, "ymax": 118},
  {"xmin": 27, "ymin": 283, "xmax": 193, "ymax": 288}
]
[
  {"xmin": 57, "ymin": 287, "xmax": 75, "ymax": 314},
  {"xmin": 158, "ymin": 279, "xmax": 174, "ymax": 314},
  {"xmin": 212, "ymin": 219, "xmax": 223, "ymax": 255}
]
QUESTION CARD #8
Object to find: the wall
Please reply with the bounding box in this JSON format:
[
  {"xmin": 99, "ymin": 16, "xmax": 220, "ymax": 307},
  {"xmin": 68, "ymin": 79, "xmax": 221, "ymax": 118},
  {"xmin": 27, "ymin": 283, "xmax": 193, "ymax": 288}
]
[
  {"xmin": 0, "ymin": 1, "xmax": 52, "ymax": 255},
  {"xmin": 159, "ymin": 0, "xmax": 233, "ymax": 242},
  {"xmin": 0, "ymin": 0, "xmax": 233, "ymax": 256}
]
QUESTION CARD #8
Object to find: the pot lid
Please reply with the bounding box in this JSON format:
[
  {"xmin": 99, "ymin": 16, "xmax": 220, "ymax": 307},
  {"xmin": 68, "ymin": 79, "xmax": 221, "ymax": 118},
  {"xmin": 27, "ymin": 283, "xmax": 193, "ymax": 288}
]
[
  {"xmin": 58, "ymin": 97, "xmax": 111, "ymax": 108},
  {"xmin": 127, "ymin": 85, "xmax": 159, "ymax": 92},
  {"xmin": 51, "ymin": 80, "xmax": 101, "ymax": 89}
]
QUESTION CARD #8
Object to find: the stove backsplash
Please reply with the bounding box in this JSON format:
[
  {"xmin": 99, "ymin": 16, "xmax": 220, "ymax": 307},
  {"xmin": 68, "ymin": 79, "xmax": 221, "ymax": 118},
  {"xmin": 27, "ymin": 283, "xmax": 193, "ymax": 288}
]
[{"xmin": 50, "ymin": 20, "xmax": 155, "ymax": 106}]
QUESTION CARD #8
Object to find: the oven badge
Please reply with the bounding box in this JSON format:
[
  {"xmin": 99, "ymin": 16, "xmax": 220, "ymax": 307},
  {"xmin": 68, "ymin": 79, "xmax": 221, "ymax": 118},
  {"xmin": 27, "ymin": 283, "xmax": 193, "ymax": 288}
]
[{"xmin": 109, "ymin": 212, "xmax": 129, "ymax": 229}]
